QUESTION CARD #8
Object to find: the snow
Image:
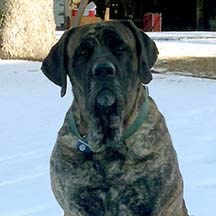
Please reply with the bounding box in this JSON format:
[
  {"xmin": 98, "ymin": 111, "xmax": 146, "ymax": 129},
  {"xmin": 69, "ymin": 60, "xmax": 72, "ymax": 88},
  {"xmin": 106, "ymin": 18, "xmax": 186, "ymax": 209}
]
[
  {"xmin": 148, "ymin": 31, "xmax": 216, "ymax": 40},
  {"xmin": 1, "ymin": 33, "xmax": 216, "ymax": 216},
  {"xmin": 154, "ymin": 38, "xmax": 216, "ymax": 58},
  {"xmin": 147, "ymin": 32, "xmax": 216, "ymax": 58}
]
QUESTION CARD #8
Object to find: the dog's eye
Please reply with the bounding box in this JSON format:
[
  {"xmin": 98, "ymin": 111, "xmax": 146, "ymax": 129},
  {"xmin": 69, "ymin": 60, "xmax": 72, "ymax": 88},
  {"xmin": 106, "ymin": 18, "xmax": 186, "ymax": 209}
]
[
  {"xmin": 114, "ymin": 44, "xmax": 128, "ymax": 56},
  {"xmin": 80, "ymin": 49, "xmax": 89, "ymax": 56},
  {"xmin": 116, "ymin": 46, "xmax": 126, "ymax": 53},
  {"xmin": 107, "ymin": 37, "xmax": 128, "ymax": 55},
  {"xmin": 76, "ymin": 47, "xmax": 90, "ymax": 58},
  {"xmin": 76, "ymin": 38, "xmax": 95, "ymax": 58}
]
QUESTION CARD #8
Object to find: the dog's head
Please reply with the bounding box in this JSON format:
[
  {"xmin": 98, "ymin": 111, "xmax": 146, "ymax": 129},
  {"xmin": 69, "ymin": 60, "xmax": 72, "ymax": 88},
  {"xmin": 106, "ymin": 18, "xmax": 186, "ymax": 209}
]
[{"xmin": 42, "ymin": 20, "xmax": 158, "ymax": 147}]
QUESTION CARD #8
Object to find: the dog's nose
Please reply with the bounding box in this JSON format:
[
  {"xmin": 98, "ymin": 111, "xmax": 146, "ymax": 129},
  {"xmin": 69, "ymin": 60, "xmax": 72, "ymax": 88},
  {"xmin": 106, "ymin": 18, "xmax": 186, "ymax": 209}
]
[{"xmin": 92, "ymin": 62, "xmax": 116, "ymax": 79}]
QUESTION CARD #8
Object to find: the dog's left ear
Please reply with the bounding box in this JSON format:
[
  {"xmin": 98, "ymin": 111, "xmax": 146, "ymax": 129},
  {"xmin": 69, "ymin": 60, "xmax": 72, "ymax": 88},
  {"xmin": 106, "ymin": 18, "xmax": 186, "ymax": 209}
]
[
  {"xmin": 120, "ymin": 20, "xmax": 159, "ymax": 84},
  {"xmin": 41, "ymin": 29, "xmax": 75, "ymax": 97}
]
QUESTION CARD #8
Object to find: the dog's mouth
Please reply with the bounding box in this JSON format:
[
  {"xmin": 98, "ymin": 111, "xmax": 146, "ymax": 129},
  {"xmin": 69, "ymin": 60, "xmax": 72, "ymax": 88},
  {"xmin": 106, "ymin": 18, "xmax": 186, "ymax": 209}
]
[
  {"xmin": 87, "ymin": 86, "xmax": 124, "ymax": 147},
  {"xmin": 95, "ymin": 88, "xmax": 118, "ymax": 120},
  {"xmin": 96, "ymin": 89, "xmax": 116, "ymax": 108}
]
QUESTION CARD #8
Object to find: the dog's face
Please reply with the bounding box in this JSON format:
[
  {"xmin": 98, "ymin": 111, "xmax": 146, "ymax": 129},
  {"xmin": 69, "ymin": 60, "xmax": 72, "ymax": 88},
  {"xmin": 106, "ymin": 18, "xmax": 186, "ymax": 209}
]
[{"xmin": 42, "ymin": 20, "xmax": 158, "ymax": 148}]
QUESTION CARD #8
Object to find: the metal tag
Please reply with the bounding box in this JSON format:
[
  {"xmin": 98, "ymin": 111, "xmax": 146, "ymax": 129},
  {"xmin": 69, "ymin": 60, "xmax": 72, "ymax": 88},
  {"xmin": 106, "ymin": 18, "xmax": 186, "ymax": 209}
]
[{"xmin": 76, "ymin": 139, "xmax": 93, "ymax": 158}]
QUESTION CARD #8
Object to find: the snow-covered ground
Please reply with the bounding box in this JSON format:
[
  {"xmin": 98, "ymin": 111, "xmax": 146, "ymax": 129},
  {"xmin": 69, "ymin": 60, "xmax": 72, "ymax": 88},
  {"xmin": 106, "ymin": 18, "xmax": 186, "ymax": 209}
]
[
  {"xmin": 147, "ymin": 32, "xmax": 216, "ymax": 58},
  {"xmin": 0, "ymin": 33, "xmax": 216, "ymax": 216}
]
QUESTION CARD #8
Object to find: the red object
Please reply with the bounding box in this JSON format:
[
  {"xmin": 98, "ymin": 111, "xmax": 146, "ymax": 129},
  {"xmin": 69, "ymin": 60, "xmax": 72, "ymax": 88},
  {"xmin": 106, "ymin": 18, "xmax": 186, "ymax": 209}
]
[
  {"xmin": 143, "ymin": 13, "xmax": 162, "ymax": 32},
  {"xmin": 72, "ymin": 9, "xmax": 95, "ymax": 17},
  {"xmin": 72, "ymin": 9, "xmax": 78, "ymax": 16},
  {"xmin": 88, "ymin": 10, "xmax": 95, "ymax": 17}
]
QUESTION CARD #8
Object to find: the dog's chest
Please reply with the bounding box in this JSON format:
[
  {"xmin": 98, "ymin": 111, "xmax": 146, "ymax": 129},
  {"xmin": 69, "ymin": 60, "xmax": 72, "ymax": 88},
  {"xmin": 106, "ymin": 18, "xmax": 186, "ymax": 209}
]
[{"xmin": 58, "ymin": 150, "xmax": 162, "ymax": 216}]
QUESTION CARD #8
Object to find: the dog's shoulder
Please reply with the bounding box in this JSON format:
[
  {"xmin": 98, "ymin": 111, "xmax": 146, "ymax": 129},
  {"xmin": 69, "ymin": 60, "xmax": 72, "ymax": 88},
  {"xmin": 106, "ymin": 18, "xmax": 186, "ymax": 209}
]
[
  {"xmin": 125, "ymin": 97, "xmax": 172, "ymax": 160},
  {"xmin": 53, "ymin": 108, "xmax": 78, "ymax": 154}
]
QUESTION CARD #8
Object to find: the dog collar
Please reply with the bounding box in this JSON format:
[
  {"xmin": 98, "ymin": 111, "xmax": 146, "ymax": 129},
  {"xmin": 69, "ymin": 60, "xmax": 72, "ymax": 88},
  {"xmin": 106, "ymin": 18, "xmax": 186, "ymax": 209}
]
[
  {"xmin": 120, "ymin": 86, "xmax": 150, "ymax": 142},
  {"xmin": 67, "ymin": 110, "xmax": 93, "ymax": 157},
  {"xmin": 68, "ymin": 86, "xmax": 150, "ymax": 157}
]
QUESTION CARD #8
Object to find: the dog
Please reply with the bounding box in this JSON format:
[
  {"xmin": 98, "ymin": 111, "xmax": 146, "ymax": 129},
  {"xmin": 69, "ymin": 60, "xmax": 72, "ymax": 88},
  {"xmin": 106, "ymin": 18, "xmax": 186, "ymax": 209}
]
[{"xmin": 41, "ymin": 20, "xmax": 188, "ymax": 216}]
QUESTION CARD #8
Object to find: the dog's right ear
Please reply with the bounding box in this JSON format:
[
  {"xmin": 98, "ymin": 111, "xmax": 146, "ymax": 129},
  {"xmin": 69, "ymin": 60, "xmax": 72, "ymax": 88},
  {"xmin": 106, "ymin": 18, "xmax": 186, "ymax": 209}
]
[{"xmin": 41, "ymin": 29, "xmax": 73, "ymax": 97}]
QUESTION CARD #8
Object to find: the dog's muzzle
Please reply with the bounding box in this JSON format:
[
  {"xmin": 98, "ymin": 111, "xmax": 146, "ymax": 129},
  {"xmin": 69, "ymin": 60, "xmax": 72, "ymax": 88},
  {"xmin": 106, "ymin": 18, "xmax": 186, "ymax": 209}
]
[
  {"xmin": 92, "ymin": 62, "xmax": 117, "ymax": 107},
  {"xmin": 96, "ymin": 89, "xmax": 116, "ymax": 107}
]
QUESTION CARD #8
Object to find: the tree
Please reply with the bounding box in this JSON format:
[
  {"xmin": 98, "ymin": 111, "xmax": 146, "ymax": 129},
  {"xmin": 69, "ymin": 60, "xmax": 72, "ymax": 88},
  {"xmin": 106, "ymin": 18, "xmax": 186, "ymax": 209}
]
[{"xmin": 0, "ymin": 0, "xmax": 56, "ymax": 60}]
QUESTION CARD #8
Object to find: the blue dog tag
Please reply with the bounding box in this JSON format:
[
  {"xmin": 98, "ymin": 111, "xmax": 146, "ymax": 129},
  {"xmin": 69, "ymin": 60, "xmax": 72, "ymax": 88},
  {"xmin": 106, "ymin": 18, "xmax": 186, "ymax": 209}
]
[{"xmin": 76, "ymin": 139, "xmax": 93, "ymax": 158}]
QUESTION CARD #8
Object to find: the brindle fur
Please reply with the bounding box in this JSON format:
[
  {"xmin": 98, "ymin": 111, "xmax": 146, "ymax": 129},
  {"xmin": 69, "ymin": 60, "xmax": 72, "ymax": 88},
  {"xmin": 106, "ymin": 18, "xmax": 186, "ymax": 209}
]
[{"xmin": 42, "ymin": 20, "xmax": 188, "ymax": 216}]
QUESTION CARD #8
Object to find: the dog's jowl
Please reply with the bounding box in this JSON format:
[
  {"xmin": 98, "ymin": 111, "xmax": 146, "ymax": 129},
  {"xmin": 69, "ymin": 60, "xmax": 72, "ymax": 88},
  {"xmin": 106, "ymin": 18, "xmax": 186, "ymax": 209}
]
[{"xmin": 41, "ymin": 20, "xmax": 188, "ymax": 216}]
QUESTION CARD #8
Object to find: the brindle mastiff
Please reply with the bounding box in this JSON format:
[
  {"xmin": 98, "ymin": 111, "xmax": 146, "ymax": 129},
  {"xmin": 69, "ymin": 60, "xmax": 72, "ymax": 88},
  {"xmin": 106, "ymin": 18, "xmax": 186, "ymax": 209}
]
[{"xmin": 41, "ymin": 20, "xmax": 188, "ymax": 216}]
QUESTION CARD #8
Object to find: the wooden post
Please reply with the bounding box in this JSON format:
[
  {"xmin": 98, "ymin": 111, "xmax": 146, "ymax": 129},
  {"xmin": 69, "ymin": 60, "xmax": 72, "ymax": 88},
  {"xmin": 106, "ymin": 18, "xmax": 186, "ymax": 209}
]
[
  {"xmin": 64, "ymin": 0, "xmax": 71, "ymax": 29},
  {"xmin": 104, "ymin": 7, "xmax": 110, "ymax": 21},
  {"xmin": 71, "ymin": 0, "xmax": 89, "ymax": 28}
]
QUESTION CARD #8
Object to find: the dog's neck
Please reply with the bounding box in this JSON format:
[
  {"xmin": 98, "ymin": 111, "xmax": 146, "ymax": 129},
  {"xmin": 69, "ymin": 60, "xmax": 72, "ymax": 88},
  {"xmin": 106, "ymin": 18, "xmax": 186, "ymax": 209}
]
[
  {"xmin": 123, "ymin": 85, "xmax": 146, "ymax": 130},
  {"xmin": 71, "ymin": 101, "xmax": 88, "ymax": 138}
]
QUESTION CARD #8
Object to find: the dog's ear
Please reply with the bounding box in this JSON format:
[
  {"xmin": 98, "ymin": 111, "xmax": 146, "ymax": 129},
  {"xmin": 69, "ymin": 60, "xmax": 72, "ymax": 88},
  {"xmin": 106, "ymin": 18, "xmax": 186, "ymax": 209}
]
[
  {"xmin": 41, "ymin": 29, "xmax": 74, "ymax": 97},
  {"xmin": 120, "ymin": 20, "xmax": 159, "ymax": 84}
]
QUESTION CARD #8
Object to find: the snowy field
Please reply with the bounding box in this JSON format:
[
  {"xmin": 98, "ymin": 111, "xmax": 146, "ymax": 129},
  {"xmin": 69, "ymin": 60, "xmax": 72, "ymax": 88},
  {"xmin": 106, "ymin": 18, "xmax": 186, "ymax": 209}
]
[
  {"xmin": 148, "ymin": 32, "xmax": 216, "ymax": 58},
  {"xmin": 0, "ymin": 34, "xmax": 216, "ymax": 216}
]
